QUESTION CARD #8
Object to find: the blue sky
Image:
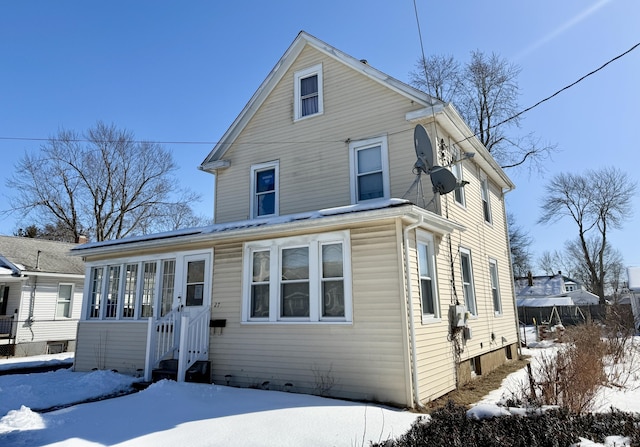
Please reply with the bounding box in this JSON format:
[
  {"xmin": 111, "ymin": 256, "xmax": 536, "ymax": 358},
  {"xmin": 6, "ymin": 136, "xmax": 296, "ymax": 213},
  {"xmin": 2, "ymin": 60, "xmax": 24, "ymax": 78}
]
[{"xmin": 1, "ymin": 0, "xmax": 639, "ymax": 270}]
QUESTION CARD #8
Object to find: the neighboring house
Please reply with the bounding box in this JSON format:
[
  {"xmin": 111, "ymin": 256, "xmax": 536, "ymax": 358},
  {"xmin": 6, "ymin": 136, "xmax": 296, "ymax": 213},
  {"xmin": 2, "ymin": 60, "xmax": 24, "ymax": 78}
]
[
  {"xmin": 515, "ymin": 272, "xmax": 599, "ymax": 325},
  {"xmin": 71, "ymin": 31, "xmax": 519, "ymax": 408},
  {"xmin": 0, "ymin": 236, "xmax": 85, "ymax": 357}
]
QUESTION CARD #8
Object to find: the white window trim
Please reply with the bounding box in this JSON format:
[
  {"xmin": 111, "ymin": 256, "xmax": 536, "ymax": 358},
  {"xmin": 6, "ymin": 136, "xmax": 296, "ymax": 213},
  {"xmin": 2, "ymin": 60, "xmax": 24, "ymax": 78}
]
[
  {"xmin": 349, "ymin": 135, "xmax": 390, "ymax": 204},
  {"xmin": 242, "ymin": 230, "xmax": 352, "ymax": 324},
  {"xmin": 82, "ymin": 249, "xmax": 212, "ymax": 322},
  {"xmin": 294, "ymin": 63, "xmax": 324, "ymax": 121},
  {"xmin": 489, "ymin": 258, "xmax": 502, "ymax": 316},
  {"xmin": 416, "ymin": 231, "xmax": 440, "ymax": 323},
  {"xmin": 480, "ymin": 176, "xmax": 492, "ymax": 224},
  {"xmin": 56, "ymin": 283, "xmax": 74, "ymax": 319},
  {"xmin": 250, "ymin": 161, "xmax": 279, "ymax": 219},
  {"xmin": 459, "ymin": 247, "xmax": 477, "ymax": 316}
]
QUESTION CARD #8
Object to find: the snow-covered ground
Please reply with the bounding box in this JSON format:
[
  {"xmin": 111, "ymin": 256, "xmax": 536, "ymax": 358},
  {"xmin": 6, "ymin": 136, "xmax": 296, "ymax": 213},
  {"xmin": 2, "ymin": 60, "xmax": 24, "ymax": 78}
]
[{"xmin": 2, "ymin": 329, "xmax": 640, "ymax": 446}]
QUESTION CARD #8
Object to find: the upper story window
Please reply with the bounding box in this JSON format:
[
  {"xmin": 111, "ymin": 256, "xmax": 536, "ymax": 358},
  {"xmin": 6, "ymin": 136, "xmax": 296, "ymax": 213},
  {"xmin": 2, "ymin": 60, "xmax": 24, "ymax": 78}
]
[
  {"xmin": 417, "ymin": 231, "xmax": 439, "ymax": 320},
  {"xmin": 349, "ymin": 136, "xmax": 390, "ymax": 203},
  {"xmin": 489, "ymin": 259, "xmax": 501, "ymax": 315},
  {"xmin": 56, "ymin": 283, "xmax": 73, "ymax": 318},
  {"xmin": 451, "ymin": 148, "xmax": 465, "ymax": 206},
  {"xmin": 480, "ymin": 177, "xmax": 492, "ymax": 223},
  {"xmin": 294, "ymin": 64, "xmax": 323, "ymax": 120},
  {"xmin": 460, "ymin": 247, "xmax": 477, "ymax": 316},
  {"xmin": 251, "ymin": 161, "xmax": 279, "ymax": 218},
  {"xmin": 243, "ymin": 231, "xmax": 352, "ymax": 324}
]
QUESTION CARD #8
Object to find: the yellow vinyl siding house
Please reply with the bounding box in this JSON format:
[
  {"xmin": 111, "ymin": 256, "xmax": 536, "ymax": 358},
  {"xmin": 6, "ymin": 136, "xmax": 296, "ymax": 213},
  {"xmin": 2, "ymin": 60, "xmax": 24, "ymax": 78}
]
[{"xmin": 71, "ymin": 31, "xmax": 518, "ymax": 408}]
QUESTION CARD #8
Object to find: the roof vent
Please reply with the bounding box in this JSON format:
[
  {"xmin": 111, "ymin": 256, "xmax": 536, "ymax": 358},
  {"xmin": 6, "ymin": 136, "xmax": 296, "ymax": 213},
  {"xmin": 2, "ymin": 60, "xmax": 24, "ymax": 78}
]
[{"xmin": 360, "ymin": 59, "xmax": 368, "ymax": 65}]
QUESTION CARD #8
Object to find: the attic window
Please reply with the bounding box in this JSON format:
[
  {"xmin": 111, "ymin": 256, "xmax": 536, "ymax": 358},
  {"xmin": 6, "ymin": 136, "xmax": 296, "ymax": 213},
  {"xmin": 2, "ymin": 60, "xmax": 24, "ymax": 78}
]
[{"xmin": 294, "ymin": 64, "xmax": 323, "ymax": 120}]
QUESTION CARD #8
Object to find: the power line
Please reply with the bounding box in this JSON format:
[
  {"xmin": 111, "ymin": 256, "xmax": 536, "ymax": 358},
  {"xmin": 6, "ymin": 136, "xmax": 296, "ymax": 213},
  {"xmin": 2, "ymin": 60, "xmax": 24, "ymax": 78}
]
[{"xmin": 0, "ymin": 41, "xmax": 637, "ymax": 148}]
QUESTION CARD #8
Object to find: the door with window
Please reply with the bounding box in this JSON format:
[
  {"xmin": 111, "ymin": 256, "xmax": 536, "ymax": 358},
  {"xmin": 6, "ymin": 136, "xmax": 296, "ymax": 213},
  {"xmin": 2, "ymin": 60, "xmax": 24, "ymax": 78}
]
[{"xmin": 179, "ymin": 253, "xmax": 212, "ymax": 320}]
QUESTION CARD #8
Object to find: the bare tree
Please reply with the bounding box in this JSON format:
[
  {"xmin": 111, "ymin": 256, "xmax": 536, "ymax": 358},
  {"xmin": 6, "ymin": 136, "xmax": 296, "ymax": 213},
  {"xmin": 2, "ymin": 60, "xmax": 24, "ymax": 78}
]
[
  {"xmin": 7, "ymin": 121, "xmax": 202, "ymax": 242},
  {"xmin": 538, "ymin": 167, "xmax": 636, "ymax": 302},
  {"xmin": 507, "ymin": 212, "xmax": 533, "ymax": 277},
  {"xmin": 410, "ymin": 51, "xmax": 556, "ymax": 171},
  {"xmin": 538, "ymin": 238, "xmax": 624, "ymax": 298}
]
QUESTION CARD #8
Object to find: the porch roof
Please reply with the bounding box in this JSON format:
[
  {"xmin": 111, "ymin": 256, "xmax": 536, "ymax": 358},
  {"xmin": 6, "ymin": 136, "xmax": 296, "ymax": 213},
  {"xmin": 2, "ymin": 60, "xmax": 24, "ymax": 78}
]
[{"xmin": 71, "ymin": 199, "xmax": 465, "ymax": 257}]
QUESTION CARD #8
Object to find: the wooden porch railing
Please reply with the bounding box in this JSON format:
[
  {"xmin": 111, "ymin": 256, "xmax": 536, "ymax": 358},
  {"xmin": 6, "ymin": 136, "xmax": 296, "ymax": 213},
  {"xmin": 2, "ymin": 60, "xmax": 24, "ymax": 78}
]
[
  {"xmin": 144, "ymin": 306, "xmax": 210, "ymax": 382},
  {"xmin": 177, "ymin": 306, "xmax": 210, "ymax": 382}
]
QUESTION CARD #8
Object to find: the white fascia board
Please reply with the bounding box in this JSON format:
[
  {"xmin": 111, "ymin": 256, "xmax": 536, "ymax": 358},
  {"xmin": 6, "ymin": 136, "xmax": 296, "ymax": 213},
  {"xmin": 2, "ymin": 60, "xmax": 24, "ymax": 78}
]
[{"xmin": 71, "ymin": 204, "xmax": 464, "ymax": 258}]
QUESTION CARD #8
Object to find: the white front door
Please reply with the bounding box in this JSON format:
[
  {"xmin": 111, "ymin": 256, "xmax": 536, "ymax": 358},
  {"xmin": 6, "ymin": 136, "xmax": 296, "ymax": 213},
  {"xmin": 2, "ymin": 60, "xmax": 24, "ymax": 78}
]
[{"xmin": 179, "ymin": 253, "xmax": 212, "ymax": 318}]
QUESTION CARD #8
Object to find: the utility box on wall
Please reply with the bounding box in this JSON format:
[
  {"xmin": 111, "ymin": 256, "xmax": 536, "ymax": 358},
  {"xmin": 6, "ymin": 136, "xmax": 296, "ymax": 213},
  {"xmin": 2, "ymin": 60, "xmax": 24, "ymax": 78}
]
[{"xmin": 450, "ymin": 304, "xmax": 467, "ymax": 328}]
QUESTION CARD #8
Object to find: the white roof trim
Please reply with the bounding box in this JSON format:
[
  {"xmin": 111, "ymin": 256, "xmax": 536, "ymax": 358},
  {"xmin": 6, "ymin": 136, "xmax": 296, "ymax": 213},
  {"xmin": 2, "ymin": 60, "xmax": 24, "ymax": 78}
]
[{"xmin": 71, "ymin": 199, "xmax": 465, "ymax": 257}]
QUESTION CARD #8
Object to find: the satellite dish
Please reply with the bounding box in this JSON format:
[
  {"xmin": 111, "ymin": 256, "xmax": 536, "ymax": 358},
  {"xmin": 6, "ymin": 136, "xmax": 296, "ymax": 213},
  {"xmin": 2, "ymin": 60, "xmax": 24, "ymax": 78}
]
[
  {"xmin": 430, "ymin": 166, "xmax": 458, "ymax": 195},
  {"xmin": 413, "ymin": 124, "xmax": 433, "ymax": 173}
]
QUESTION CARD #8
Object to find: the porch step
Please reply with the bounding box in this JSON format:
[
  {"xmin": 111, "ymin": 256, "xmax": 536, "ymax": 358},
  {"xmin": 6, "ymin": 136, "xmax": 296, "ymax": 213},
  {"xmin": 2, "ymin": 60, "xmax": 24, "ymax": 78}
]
[{"xmin": 151, "ymin": 359, "xmax": 211, "ymax": 384}]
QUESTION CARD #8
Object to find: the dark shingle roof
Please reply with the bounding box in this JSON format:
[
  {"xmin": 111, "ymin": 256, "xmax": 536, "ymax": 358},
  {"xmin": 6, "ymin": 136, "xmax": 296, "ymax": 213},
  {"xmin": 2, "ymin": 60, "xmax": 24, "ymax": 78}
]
[{"xmin": 0, "ymin": 235, "xmax": 85, "ymax": 275}]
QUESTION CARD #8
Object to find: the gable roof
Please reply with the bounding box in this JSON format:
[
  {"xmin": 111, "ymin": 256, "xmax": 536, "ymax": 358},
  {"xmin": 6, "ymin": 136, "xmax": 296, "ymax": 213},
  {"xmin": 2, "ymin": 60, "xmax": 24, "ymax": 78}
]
[
  {"xmin": 0, "ymin": 236, "xmax": 85, "ymax": 276},
  {"xmin": 198, "ymin": 31, "xmax": 514, "ymax": 191},
  {"xmin": 514, "ymin": 273, "xmax": 582, "ymax": 298},
  {"xmin": 199, "ymin": 31, "xmax": 441, "ymax": 170}
]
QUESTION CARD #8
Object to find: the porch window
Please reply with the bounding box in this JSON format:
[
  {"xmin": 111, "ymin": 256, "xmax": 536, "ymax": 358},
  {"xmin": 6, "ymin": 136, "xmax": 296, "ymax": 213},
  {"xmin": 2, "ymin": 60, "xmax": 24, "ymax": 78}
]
[
  {"xmin": 160, "ymin": 259, "xmax": 176, "ymax": 317},
  {"xmin": 123, "ymin": 264, "xmax": 138, "ymax": 319},
  {"xmin": 460, "ymin": 248, "xmax": 477, "ymax": 316},
  {"xmin": 105, "ymin": 266, "xmax": 121, "ymax": 319},
  {"xmin": 243, "ymin": 231, "xmax": 352, "ymax": 323},
  {"xmin": 0, "ymin": 284, "xmax": 8, "ymax": 315},
  {"xmin": 56, "ymin": 284, "xmax": 73, "ymax": 318},
  {"xmin": 83, "ymin": 251, "xmax": 210, "ymax": 322},
  {"xmin": 88, "ymin": 267, "xmax": 104, "ymax": 319},
  {"xmin": 140, "ymin": 261, "xmax": 157, "ymax": 319}
]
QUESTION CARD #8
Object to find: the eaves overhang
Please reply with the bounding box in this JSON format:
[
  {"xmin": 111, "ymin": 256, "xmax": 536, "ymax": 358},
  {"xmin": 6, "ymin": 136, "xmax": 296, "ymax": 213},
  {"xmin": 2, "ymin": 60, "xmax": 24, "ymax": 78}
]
[{"xmin": 71, "ymin": 201, "xmax": 465, "ymax": 258}]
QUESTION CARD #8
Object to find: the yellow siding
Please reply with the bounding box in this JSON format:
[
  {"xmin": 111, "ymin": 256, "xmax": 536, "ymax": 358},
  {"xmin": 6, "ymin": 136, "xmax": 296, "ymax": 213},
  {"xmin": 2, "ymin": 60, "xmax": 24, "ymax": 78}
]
[
  {"xmin": 208, "ymin": 221, "xmax": 410, "ymax": 405},
  {"xmin": 74, "ymin": 321, "xmax": 148, "ymax": 374},
  {"xmin": 215, "ymin": 45, "xmax": 426, "ymax": 223}
]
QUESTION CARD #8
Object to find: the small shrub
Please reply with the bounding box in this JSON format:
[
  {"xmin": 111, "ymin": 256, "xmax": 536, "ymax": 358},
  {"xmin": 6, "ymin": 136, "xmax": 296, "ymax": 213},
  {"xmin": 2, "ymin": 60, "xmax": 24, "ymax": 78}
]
[
  {"xmin": 372, "ymin": 401, "xmax": 640, "ymax": 447},
  {"xmin": 528, "ymin": 323, "xmax": 606, "ymax": 413}
]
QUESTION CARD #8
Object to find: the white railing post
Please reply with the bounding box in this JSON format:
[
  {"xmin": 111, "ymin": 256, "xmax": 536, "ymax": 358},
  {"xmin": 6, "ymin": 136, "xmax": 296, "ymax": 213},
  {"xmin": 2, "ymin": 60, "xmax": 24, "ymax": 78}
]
[
  {"xmin": 177, "ymin": 314, "xmax": 189, "ymax": 382},
  {"xmin": 144, "ymin": 317, "xmax": 155, "ymax": 382}
]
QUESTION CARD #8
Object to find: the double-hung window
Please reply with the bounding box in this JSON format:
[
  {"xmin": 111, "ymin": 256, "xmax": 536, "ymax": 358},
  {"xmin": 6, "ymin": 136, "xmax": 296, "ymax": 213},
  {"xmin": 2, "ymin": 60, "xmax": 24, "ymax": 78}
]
[
  {"xmin": 460, "ymin": 248, "xmax": 477, "ymax": 316},
  {"xmin": 417, "ymin": 232, "xmax": 439, "ymax": 320},
  {"xmin": 56, "ymin": 284, "xmax": 73, "ymax": 318},
  {"xmin": 251, "ymin": 161, "xmax": 279, "ymax": 218},
  {"xmin": 243, "ymin": 231, "xmax": 352, "ymax": 323},
  {"xmin": 489, "ymin": 259, "xmax": 502, "ymax": 315},
  {"xmin": 349, "ymin": 136, "xmax": 390, "ymax": 203},
  {"xmin": 480, "ymin": 177, "xmax": 492, "ymax": 223},
  {"xmin": 451, "ymin": 148, "xmax": 465, "ymax": 206},
  {"xmin": 294, "ymin": 63, "xmax": 323, "ymax": 120}
]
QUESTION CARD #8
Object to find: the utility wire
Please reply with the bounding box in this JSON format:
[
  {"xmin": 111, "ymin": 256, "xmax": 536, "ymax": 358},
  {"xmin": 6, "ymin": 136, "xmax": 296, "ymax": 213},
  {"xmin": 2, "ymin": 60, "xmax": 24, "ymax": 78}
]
[{"xmin": 0, "ymin": 42, "xmax": 638, "ymax": 147}]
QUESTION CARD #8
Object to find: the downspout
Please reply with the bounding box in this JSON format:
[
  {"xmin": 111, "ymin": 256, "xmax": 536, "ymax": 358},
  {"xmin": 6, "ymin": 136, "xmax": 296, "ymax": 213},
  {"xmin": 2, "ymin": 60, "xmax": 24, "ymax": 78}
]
[{"xmin": 403, "ymin": 216, "xmax": 424, "ymax": 407}]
